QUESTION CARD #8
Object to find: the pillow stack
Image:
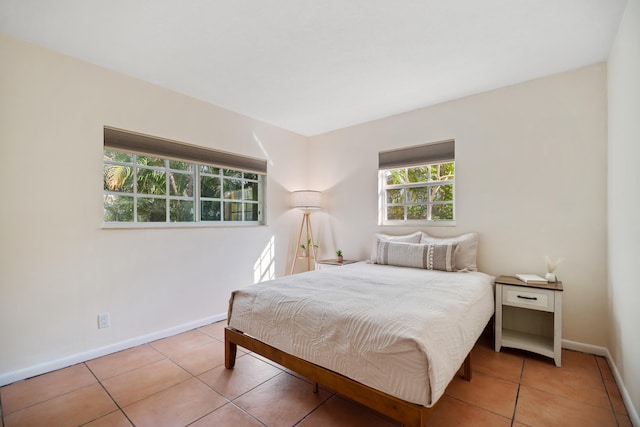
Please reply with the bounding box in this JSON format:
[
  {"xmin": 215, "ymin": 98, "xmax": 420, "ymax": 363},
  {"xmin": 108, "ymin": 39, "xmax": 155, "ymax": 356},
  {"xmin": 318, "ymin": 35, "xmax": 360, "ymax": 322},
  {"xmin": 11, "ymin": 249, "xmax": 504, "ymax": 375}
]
[{"xmin": 371, "ymin": 231, "xmax": 478, "ymax": 272}]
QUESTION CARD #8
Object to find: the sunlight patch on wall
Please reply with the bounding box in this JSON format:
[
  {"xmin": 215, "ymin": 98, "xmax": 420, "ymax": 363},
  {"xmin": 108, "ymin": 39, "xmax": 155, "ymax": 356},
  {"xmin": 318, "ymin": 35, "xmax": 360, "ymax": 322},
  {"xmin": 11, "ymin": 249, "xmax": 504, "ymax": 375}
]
[
  {"xmin": 254, "ymin": 235, "xmax": 275, "ymax": 283},
  {"xmin": 253, "ymin": 132, "xmax": 274, "ymax": 167}
]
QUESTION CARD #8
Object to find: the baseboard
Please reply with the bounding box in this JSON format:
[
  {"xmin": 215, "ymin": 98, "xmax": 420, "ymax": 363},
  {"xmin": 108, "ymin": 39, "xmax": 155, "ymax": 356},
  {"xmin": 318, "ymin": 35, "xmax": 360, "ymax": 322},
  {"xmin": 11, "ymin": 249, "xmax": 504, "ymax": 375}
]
[
  {"xmin": 0, "ymin": 312, "xmax": 227, "ymax": 387},
  {"xmin": 563, "ymin": 339, "xmax": 639, "ymax": 426},
  {"xmin": 602, "ymin": 347, "xmax": 640, "ymax": 427},
  {"xmin": 562, "ymin": 338, "xmax": 608, "ymax": 356}
]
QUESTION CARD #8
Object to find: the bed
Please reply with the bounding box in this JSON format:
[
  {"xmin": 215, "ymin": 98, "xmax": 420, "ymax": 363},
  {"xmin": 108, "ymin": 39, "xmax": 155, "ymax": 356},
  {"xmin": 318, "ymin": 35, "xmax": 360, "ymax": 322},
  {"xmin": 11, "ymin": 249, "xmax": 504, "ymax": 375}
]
[{"xmin": 225, "ymin": 235, "xmax": 494, "ymax": 426}]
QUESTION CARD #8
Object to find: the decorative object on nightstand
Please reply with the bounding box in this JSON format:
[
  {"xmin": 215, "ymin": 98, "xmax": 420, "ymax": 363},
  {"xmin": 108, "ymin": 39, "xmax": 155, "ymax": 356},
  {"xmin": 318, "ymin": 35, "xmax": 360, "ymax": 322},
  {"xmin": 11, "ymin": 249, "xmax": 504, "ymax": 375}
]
[
  {"xmin": 336, "ymin": 249, "xmax": 343, "ymax": 263},
  {"xmin": 495, "ymin": 275, "xmax": 563, "ymax": 367},
  {"xmin": 544, "ymin": 256, "xmax": 564, "ymax": 282},
  {"xmin": 515, "ymin": 273, "xmax": 547, "ymax": 284},
  {"xmin": 289, "ymin": 190, "xmax": 321, "ymax": 275},
  {"xmin": 316, "ymin": 259, "xmax": 357, "ymax": 270}
]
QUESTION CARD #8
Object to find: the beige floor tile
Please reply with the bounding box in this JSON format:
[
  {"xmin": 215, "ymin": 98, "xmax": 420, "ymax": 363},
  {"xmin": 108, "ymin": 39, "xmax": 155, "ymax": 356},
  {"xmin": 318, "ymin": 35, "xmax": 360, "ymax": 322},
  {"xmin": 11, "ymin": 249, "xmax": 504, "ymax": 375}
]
[
  {"xmin": 198, "ymin": 321, "xmax": 227, "ymax": 341},
  {"xmin": 83, "ymin": 410, "xmax": 133, "ymax": 427},
  {"xmin": 123, "ymin": 378, "xmax": 227, "ymax": 427},
  {"xmin": 297, "ymin": 395, "xmax": 400, "ymax": 427},
  {"xmin": 86, "ymin": 344, "xmax": 165, "ymax": 380},
  {"xmin": 597, "ymin": 355, "xmax": 627, "ymax": 417},
  {"xmin": 1, "ymin": 327, "xmax": 632, "ymax": 427},
  {"xmin": 169, "ymin": 340, "xmax": 226, "ymax": 376},
  {"xmin": 472, "ymin": 340, "xmax": 524, "ymax": 383},
  {"xmin": 615, "ymin": 413, "xmax": 634, "ymax": 427},
  {"xmin": 199, "ymin": 353, "xmax": 282, "ymax": 400},
  {"xmin": 521, "ymin": 356, "xmax": 610, "ymax": 409},
  {"xmin": 0, "ymin": 364, "xmax": 96, "ymax": 414},
  {"xmin": 428, "ymin": 395, "xmax": 512, "ymax": 427},
  {"xmin": 604, "ymin": 378, "xmax": 628, "ymax": 415},
  {"xmin": 596, "ymin": 356, "xmax": 615, "ymax": 382},
  {"xmin": 444, "ymin": 370, "xmax": 518, "ymax": 418},
  {"xmin": 150, "ymin": 330, "xmax": 215, "ymax": 359},
  {"xmin": 190, "ymin": 403, "xmax": 264, "ymax": 427},
  {"xmin": 234, "ymin": 372, "xmax": 331, "ymax": 427},
  {"xmin": 561, "ymin": 349, "xmax": 602, "ymax": 376},
  {"xmin": 4, "ymin": 384, "xmax": 116, "ymax": 427},
  {"xmin": 101, "ymin": 358, "xmax": 190, "ymax": 407},
  {"xmin": 515, "ymin": 385, "xmax": 617, "ymax": 427}
]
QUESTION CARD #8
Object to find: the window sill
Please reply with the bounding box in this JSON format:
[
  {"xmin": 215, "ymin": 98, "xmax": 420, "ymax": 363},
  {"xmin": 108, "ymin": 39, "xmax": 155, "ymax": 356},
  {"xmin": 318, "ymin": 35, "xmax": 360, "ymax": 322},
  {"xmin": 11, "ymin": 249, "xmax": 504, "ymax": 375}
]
[
  {"xmin": 380, "ymin": 220, "xmax": 456, "ymax": 227},
  {"xmin": 101, "ymin": 221, "xmax": 265, "ymax": 230}
]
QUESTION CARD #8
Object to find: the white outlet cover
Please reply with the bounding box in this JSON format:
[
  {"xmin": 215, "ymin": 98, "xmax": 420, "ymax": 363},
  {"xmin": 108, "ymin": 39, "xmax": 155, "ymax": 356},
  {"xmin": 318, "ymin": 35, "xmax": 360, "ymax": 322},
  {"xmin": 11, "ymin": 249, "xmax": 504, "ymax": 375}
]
[{"xmin": 98, "ymin": 313, "xmax": 110, "ymax": 329}]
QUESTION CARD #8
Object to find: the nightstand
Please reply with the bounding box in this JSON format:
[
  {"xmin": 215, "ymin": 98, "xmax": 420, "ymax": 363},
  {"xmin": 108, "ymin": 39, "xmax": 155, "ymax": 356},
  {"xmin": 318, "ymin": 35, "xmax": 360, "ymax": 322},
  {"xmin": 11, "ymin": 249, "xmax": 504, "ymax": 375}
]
[
  {"xmin": 315, "ymin": 259, "xmax": 358, "ymax": 270},
  {"xmin": 494, "ymin": 275, "xmax": 563, "ymax": 367}
]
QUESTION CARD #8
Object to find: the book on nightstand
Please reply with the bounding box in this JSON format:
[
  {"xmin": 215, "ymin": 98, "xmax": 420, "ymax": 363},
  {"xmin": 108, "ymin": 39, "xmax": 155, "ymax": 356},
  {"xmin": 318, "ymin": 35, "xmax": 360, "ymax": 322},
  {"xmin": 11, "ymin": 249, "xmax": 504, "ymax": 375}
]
[{"xmin": 515, "ymin": 274, "xmax": 548, "ymax": 284}]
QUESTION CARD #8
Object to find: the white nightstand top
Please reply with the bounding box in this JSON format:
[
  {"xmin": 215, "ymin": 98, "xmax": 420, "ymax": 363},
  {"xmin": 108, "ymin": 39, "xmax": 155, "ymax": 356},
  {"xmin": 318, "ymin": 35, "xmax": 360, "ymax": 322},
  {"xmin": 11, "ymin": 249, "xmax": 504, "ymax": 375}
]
[
  {"xmin": 495, "ymin": 275, "xmax": 563, "ymax": 291},
  {"xmin": 316, "ymin": 259, "xmax": 358, "ymax": 266}
]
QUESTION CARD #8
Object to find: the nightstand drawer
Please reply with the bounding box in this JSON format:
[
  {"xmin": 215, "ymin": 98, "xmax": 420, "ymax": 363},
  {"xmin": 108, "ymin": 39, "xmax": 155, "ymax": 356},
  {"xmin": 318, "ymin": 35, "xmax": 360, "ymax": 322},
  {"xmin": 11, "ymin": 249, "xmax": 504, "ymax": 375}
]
[{"xmin": 502, "ymin": 285, "xmax": 555, "ymax": 312}]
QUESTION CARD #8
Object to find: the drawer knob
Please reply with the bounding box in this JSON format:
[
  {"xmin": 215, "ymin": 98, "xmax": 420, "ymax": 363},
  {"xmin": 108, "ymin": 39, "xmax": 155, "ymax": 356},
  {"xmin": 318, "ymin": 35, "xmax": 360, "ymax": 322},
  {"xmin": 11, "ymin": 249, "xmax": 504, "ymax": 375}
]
[{"xmin": 517, "ymin": 295, "xmax": 538, "ymax": 301}]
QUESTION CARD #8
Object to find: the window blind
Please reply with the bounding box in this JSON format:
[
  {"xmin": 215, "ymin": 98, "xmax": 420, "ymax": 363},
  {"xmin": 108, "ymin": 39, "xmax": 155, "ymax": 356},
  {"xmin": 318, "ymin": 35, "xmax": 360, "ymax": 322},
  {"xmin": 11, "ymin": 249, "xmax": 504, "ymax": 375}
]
[
  {"xmin": 378, "ymin": 139, "xmax": 455, "ymax": 169},
  {"xmin": 104, "ymin": 127, "xmax": 267, "ymax": 174}
]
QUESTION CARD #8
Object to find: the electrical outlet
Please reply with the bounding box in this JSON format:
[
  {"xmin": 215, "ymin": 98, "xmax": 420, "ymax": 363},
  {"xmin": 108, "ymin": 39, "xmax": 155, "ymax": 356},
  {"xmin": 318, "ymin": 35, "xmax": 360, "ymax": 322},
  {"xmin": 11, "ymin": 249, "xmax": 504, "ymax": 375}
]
[{"xmin": 98, "ymin": 313, "xmax": 110, "ymax": 329}]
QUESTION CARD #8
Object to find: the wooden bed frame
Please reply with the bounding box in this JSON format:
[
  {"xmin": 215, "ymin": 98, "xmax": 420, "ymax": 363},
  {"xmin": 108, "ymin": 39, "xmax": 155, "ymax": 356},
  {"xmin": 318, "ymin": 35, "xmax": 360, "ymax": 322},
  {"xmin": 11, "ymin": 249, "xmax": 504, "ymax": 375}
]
[{"xmin": 225, "ymin": 326, "xmax": 472, "ymax": 427}]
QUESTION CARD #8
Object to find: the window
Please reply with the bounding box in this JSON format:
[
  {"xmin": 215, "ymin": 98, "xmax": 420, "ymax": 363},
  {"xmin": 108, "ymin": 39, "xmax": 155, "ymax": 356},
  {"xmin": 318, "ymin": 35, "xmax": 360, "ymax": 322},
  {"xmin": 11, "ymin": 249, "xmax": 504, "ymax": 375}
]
[
  {"xmin": 379, "ymin": 140, "xmax": 455, "ymax": 224},
  {"xmin": 103, "ymin": 127, "xmax": 266, "ymax": 226}
]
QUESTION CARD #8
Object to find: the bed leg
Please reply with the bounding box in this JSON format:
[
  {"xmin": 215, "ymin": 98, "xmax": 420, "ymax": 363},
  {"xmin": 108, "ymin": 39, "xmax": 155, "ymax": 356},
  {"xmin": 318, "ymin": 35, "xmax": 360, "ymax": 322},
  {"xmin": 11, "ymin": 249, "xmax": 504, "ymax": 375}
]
[
  {"xmin": 312, "ymin": 382, "xmax": 319, "ymax": 393},
  {"xmin": 225, "ymin": 328, "xmax": 237, "ymax": 369},
  {"xmin": 463, "ymin": 351, "xmax": 472, "ymax": 381}
]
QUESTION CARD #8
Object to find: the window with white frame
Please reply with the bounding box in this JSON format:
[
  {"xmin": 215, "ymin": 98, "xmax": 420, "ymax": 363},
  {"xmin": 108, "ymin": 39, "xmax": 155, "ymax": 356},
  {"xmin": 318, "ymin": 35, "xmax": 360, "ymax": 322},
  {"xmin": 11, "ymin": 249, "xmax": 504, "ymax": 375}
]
[
  {"xmin": 103, "ymin": 127, "xmax": 265, "ymax": 225},
  {"xmin": 379, "ymin": 140, "xmax": 455, "ymax": 224}
]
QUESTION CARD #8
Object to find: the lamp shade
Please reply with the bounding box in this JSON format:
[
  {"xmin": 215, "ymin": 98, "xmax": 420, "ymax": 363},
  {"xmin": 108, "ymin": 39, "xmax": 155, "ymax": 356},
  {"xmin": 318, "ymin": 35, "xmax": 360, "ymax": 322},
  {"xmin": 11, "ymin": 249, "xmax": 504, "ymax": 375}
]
[{"xmin": 291, "ymin": 190, "xmax": 321, "ymax": 209}]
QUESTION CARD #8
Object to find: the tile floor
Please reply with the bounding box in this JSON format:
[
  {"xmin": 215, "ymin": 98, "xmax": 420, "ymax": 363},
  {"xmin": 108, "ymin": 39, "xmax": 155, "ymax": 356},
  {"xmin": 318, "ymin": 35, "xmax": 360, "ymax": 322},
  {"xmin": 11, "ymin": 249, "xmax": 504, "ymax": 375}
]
[{"xmin": 0, "ymin": 321, "xmax": 632, "ymax": 427}]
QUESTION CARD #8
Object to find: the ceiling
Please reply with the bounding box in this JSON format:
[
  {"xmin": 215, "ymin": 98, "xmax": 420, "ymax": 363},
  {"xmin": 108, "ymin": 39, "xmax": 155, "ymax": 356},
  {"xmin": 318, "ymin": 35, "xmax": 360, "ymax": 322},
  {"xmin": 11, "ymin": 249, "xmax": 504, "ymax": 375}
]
[{"xmin": 0, "ymin": 0, "xmax": 628, "ymax": 136}]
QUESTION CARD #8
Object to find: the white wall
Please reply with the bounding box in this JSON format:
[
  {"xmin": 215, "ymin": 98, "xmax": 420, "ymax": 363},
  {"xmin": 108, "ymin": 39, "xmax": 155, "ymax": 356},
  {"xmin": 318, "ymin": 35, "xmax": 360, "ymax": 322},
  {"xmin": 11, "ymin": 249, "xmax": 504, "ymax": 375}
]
[
  {"xmin": 607, "ymin": 0, "xmax": 640, "ymax": 418},
  {"xmin": 0, "ymin": 34, "xmax": 308, "ymax": 382},
  {"xmin": 309, "ymin": 64, "xmax": 608, "ymax": 348},
  {"xmin": 0, "ymin": 27, "xmax": 630, "ymax": 416}
]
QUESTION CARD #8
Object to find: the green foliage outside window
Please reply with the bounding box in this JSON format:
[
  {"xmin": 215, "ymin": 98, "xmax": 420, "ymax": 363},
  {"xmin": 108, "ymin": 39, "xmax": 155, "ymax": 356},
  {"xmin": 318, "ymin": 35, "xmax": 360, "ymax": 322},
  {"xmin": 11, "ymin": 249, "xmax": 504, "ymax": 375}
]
[
  {"xmin": 104, "ymin": 150, "xmax": 262, "ymax": 224},
  {"xmin": 383, "ymin": 162, "xmax": 454, "ymax": 222}
]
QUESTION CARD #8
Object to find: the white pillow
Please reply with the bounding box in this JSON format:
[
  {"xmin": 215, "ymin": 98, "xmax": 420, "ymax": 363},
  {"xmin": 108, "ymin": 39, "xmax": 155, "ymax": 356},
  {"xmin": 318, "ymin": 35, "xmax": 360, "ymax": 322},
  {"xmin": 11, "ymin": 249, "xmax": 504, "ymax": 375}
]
[
  {"xmin": 420, "ymin": 232, "xmax": 478, "ymax": 272},
  {"xmin": 370, "ymin": 231, "xmax": 421, "ymax": 263},
  {"xmin": 376, "ymin": 241, "xmax": 458, "ymax": 272}
]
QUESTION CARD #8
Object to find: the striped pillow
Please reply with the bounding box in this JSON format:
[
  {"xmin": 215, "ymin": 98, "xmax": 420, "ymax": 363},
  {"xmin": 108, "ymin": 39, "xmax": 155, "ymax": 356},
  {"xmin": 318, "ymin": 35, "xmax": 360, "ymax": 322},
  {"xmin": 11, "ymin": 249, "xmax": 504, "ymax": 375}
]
[{"xmin": 376, "ymin": 241, "xmax": 458, "ymax": 272}]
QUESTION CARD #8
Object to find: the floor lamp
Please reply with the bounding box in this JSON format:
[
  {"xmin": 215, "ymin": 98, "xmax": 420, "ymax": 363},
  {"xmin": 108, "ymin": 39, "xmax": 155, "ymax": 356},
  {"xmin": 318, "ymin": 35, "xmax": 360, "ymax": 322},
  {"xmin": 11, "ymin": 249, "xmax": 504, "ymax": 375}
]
[{"xmin": 289, "ymin": 190, "xmax": 321, "ymax": 275}]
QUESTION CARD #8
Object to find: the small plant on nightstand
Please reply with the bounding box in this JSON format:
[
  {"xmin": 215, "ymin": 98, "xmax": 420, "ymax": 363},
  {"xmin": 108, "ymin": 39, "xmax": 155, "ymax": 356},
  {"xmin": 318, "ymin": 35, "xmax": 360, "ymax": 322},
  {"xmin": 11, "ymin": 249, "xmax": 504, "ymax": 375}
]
[{"xmin": 336, "ymin": 249, "xmax": 343, "ymax": 263}]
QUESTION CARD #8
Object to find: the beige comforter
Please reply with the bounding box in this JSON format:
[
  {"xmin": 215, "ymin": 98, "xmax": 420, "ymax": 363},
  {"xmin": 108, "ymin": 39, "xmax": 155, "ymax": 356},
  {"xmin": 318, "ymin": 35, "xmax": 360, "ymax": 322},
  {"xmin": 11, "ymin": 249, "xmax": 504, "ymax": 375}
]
[{"xmin": 228, "ymin": 262, "xmax": 494, "ymax": 407}]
